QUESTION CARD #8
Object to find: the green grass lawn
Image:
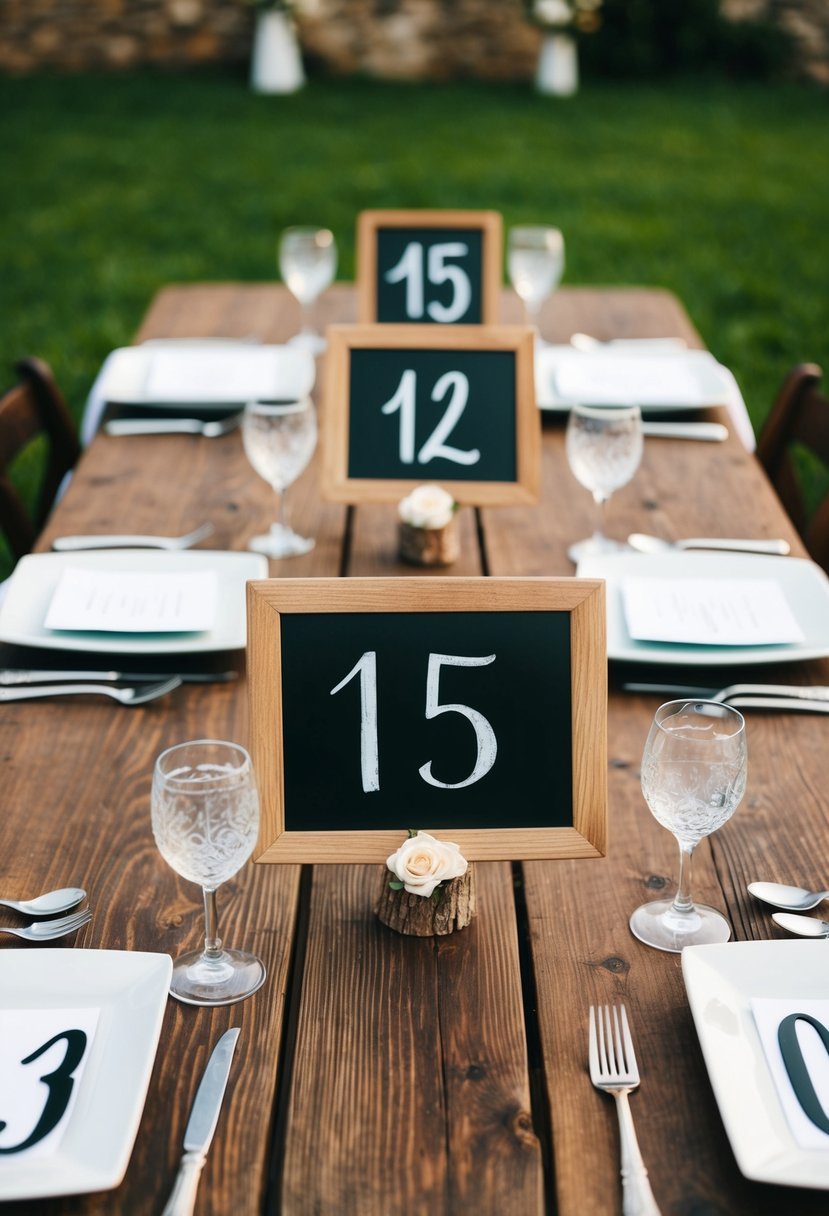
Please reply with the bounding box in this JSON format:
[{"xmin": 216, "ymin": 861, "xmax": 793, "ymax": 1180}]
[{"xmin": 1, "ymin": 69, "xmax": 828, "ymax": 575}]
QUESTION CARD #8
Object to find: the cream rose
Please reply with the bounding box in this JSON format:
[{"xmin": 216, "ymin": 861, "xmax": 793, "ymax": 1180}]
[
  {"xmin": 398, "ymin": 485, "xmax": 455, "ymax": 530},
  {"xmin": 386, "ymin": 831, "xmax": 468, "ymax": 898}
]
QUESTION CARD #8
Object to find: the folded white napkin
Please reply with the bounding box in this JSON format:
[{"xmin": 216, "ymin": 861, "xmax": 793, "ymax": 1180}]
[
  {"xmin": 0, "ymin": 1007, "xmax": 99, "ymax": 1161},
  {"xmin": 621, "ymin": 576, "xmax": 804, "ymax": 646},
  {"xmin": 45, "ymin": 568, "xmax": 218, "ymax": 633},
  {"xmin": 753, "ymin": 998, "xmax": 829, "ymax": 1150}
]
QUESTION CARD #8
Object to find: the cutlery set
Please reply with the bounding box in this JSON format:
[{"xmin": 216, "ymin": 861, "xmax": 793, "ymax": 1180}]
[
  {"xmin": 750, "ymin": 881, "xmax": 829, "ymax": 940},
  {"xmin": 105, "ymin": 414, "xmax": 242, "ymax": 438},
  {"xmin": 0, "ymin": 885, "xmax": 90, "ymax": 941}
]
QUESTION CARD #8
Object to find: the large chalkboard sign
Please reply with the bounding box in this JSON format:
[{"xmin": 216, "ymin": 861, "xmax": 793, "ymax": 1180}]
[
  {"xmin": 320, "ymin": 324, "xmax": 539, "ymax": 505},
  {"xmin": 357, "ymin": 210, "xmax": 502, "ymax": 325},
  {"xmin": 248, "ymin": 577, "xmax": 607, "ymax": 863}
]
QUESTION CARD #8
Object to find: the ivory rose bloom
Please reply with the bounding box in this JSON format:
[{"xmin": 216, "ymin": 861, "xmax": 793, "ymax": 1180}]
[
  {"xmin": 398, "ymin": 485, "xmax": 455, "ymax": 530},
  {"xmin": 386, "ymin": 832, "xmax": 468, "ymax": 898}
]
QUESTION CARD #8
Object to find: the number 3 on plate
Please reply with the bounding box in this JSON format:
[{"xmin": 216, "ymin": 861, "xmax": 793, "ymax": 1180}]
[{"xmin": 330, "ymin": 651, "xmax": 497, "ymax": 794}]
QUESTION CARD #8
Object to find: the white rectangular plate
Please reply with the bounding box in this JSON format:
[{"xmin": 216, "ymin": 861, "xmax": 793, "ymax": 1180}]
[
  {"xmin": 0, "ymin": 550, "xmax": 268, "ymax": 654},
  {"xmin": 683, "ymin": 940, "xmax": 829, "ymax": 1189},
  {"xmin": 0, "ymin": 949, "xmax": 171, "ymax": 1200},
  {"xmin": 576, "ymin": 551, "xmax": 829, "ymax": 666},
  {"xmin": 535, "ymin": 345, "xmax": 732, "ymax": 413},
  {"xmin": 97, "ymin": 341, "xmax": 315, "ymax": 411}
]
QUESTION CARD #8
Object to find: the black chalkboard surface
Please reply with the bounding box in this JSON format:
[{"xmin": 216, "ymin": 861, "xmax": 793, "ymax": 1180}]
[
  {"xmin": 357, "ymin": 210, "xmax": 502, "ymax": 325},
  {"xmin": 248, "ymin": 577, "xmax": 607, "ymax": 863},
  {"xmin": 321, "ymin": 324, "xmax": 539, "ymax": 505}
]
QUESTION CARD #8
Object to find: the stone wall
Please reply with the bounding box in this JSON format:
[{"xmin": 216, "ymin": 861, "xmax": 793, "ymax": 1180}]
[{"xmin": 0, "ymin": 0, "xmax": 826, "ymax": 82}]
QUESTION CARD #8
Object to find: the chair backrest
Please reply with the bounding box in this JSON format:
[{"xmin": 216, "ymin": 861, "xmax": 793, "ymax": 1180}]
[
  {"xmin": 757, "ymin": 362, "xmax": 829, "ymax": 573},
  {"xmin": 0, "ymin": 357, "xmax": 80, "ymax": 561}
]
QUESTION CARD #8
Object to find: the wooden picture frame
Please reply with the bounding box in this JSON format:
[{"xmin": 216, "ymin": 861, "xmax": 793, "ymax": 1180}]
[
  {"xmin": 248, "ymin": 576, "xmax": 607, "ymax": 864},
  {"xmin": 320, "ymin": 323, "xmax": 539, "ymax": 505},
  {"xmin": 357, "ymin": 209, "xmax": 502, "ymax": 325}
]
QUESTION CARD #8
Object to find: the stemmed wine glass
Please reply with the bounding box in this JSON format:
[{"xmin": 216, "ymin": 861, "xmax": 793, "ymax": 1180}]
[
  {"xmin": 565, "ymin": 402, "xmax": 643, "ymax": 563},
  {"xmin": 279, "ymin": 226, "xmax": 337, "ymax": 353},
  {"xmin": 629, "ymin": 701, "xmax": 748, "ymax": 953},
  {"xmin": 151, "ymin": 739, "xmax": 266, "ymax": 1006},
  {"xmin": 242, "ymin": 397, "xmax": 318, "ymax": 558},
  {"xmin": 507, "ymin": 225, "xmax": 564, "ymax": 342}
]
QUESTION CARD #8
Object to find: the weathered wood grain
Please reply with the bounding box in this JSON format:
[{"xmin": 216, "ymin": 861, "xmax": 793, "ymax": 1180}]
[{"xmin": 6, "ymin": 283, "xmax": 827, "ymax": 1216}]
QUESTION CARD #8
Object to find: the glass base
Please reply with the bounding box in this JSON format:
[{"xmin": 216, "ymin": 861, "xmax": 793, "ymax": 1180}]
[
  {"xmin": 287, "ymin": 328, "xmax": 327, "ymax": 355},
  {"xmin": 248, "ymin": 522, "xmax": 315, "ymax": 558},
  {"xmin": 629, "ymin": 898, "xmax": 731, "ymax": 953},
  {"xmin": 169, "ymin": 947, "xmax": 267, "ymax": 1007},
  {"xmin": 567, "ymin": 532, "xmax": 629, "ymax": 565}
]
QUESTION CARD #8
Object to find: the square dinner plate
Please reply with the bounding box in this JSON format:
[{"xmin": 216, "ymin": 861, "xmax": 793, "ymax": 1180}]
[
  {"xmin": 682, "ymin": 940, "xmax": 829, "ymax": 1189},
  {"xmin": 576, "ymin": 550, "xmax": 829, "ymax": 666},
  {"xmin": 535, "ymin": 345, "xmax": 732, "ymax": 414},
  {"xmin": 0, "ymin": 550, "xmax": 268, "ymax": 654},
  {"xmin": 97, "ymin": 340, "xmax": 316, "ymax": 411},
  {"xmin": 0, "ymin": 949, "xmax": 171, "ymax": 1200}
]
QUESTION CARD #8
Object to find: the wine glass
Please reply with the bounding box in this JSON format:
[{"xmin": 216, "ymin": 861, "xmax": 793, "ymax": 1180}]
[
  {"xmin": 243, "ymin": 397, "xmax": 318, "ymax": 558},
  {"xmin": 279, "ymin": 225, "xmax": 337, "ymax": 353},
  {"xmin": 507, "ymin": 225, "xmax": 564, "ymax": 342},
  {"xmin": 151, "ymin": 739, "xmax": 266, "ymax": 1006},
  {"xmin": 565, "ymin": 402, "xmax": 643, "ymax": 563},
  {"xmin": 629, "ymin": 701, "xmax": 747, "ymax": 953}
]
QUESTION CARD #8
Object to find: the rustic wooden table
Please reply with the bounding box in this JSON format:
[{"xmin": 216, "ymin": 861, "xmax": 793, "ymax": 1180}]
[{"xmin": 4, "ymin": 284, "xmax": 828, "ymax": 1215}]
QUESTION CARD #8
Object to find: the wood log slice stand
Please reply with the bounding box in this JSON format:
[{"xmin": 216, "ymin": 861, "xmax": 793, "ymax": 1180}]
[{"xmin": 375, "ymin": 864, "xmax": 476, "ymax": 936}]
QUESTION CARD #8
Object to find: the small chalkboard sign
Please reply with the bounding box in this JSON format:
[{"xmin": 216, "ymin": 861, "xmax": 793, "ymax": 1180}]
[
  {"xmin": 357, "ymin": 209, "xmax": 502, "ymax": 325},
  {"xmin": 320, "ymin": 323, "xmax": 539, "ymax": 505},
  {"xmin": 248, "ymin": 577, "xmax": 607, "ymax": 864}
]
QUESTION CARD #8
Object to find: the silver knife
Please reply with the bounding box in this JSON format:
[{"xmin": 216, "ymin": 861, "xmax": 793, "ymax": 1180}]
[
  {"xmin": 161, "ymin": 1028, "xmax": 241, "ymax": 1216},
  {"xmin": 0, "ymin": 669, "xmax": 237, "ymax": 686},
  {"xmin": 641, "ymin": 421, "xmax": 729, "ymax": 442}
]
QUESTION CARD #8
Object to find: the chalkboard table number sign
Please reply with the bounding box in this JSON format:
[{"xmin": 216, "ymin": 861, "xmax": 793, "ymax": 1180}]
[
  {"xmin": 320, "ymin": 323, "xmax": 540, "ymax": 505},
  {"xmin": 357, "ymin": 209, "xmax": 502, "ymax": 325},
  {"xmin": 247, "ymin": 576, "xmax": 607, "ymax": 864}
]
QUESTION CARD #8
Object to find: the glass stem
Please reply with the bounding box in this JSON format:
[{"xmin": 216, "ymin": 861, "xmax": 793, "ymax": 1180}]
[
  {"xmin": 274, "ymin": 487, "xmax": 287, "ymax": 532},
  {"xmin": 671, "ymin": 842, "xmax": 696, "ymax": 916},
  {"xmin": 591, "ymin": 489, "xmax": 609, "ymax": 540},
  {"xmin": 202, "ymin": 886, "xmax": 223, "ymax": 960},
  {"xmin": 299, "ymin": 298, "xmax": 314, "ymax": 336}
]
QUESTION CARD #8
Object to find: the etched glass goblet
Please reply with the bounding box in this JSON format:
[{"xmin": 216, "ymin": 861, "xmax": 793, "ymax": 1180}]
[
  {"xmin": 507, "ymin": 225, "xmax": 564, "ymax": 342},
  {"xmin": 151, "ymin": 739, "xmax": 266, "ymax": 1005},
  {"xmin": 565, "ymin": 402, "xmax": 643, "ymax": 563},
  {"xmin": 629, "ymin": 701, "xmax": 747, "ymax": 953},
  {"xmin": 279, "ymin": 225, "xmax": 337, "ymax": 353},
  {"xmin": 242, "ymin": 397, "xmax": 318, "ymax": 558}
]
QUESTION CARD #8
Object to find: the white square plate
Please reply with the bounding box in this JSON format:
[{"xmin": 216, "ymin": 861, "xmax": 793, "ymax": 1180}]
[
  {"xmin": 0, "ymin": 949, "xmax": 171, "ymax": 1200},
  {"xmin": 682, "ymin": 940, "xmax": 829, "ymax": 1189},
  {"xmin": 535, "ymin": 345, "xmax": 732, "ymax": 413},
  {"xmin": 576, "ymin": 551, "xmax": 829, "ymax": 666},
  {"xmin": 0, "ymin": 550, "xmax": 268, "ymax": 654},
  {"xmin": 97, "ymin": 341, "xmax": 316, "ymax": 411}
]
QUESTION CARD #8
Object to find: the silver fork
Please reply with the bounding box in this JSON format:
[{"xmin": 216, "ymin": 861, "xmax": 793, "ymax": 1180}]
[
  {"xmin": 588, "ymin": 1005, "xmax": 662, "ymax": 1216},
  {"xmin": 0, "ymin": 908, "xmax": 93, "ymax": 942},
  {"xmin": 0, "ymin": 677, "xmax": 182, "ymax": 705}
]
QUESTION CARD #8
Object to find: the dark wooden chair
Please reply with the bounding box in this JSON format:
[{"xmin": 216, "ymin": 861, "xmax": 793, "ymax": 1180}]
[
  {"xmin": 0, "ymin": 357, "xmax": 80, "ymax": 561},
  {"xmin": 757, "ymin": 362, "xmax": 829, "ymax": 573}
]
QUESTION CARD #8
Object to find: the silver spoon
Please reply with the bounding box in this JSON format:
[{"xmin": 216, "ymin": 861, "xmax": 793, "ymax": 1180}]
[
  {"xmin": 53, "ymin": 522, "xmax": 214, "ymax": 551},
  {"xmin": 749, "ymin": 881, "xmax": 829, "ymax": 912},
  {"xmin": 0, "ymin": 908, "xmax": 93, "ymax": 942},
  {"xmin": 627, "ymin": 533, "xmax": 791, "ymax": 556},
  {"xmin": 772, "ymin": 912, "xmax": 829, "ymax": 938},
  {"xmin": 0, "ymin": 886, "xmax": 86, "ymax": 917}
]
